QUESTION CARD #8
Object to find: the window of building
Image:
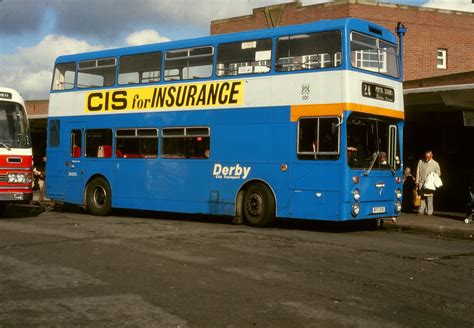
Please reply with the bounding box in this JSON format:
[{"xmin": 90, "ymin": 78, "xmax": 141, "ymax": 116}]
[
  {"xmin": 297, "ymin": 117, "xmax": 340, "ymax": 160},
  {"xmin": 48, "ymin": 120, "xmax": 60, "ymax": 147},
  {"xmin": 162, "ymin": 127, "xmax": 210, "ymax": 159},
  {"xmin": 85, "ymin": 129, "xmax": 112, "ymax": 158},
  {"xmin": 350, "ymin": 32, "xmax": 399, "ymax": 78},
  {"xmin": 118, "ymin": 52, "xmax": 162, "ymax": 85},
  {"xmin": 276, "ymin": 31, "xmax": 342, "ymax": 72},
  {"xmin": 216, "ymin": 39, "xmax": 272, "ymax": 76},
  {"xmin": 71, "ymin": 130, "xmax": 82, "ymax": 158},
  {"xmin": 77, "ymin": 58, "xmax": 116, "ymax": 88},
  {"xmin": 51, "ymin": 62, "xmax": 76, "ymax": 91},
  {"xmin": 115, "ymin": 128, "xmax": 158, "ymax": 158},
  {"xmin": 164, "ymin": 46, "xmax": 213, "ymax": 81},
  {"xmin": 437, "ymin": 49, "xmax": 447, "ymax": 69}
]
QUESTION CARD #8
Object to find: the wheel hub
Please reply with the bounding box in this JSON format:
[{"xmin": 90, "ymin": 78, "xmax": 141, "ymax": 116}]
[
  {"xmin": 247, "ymin": 192, "xmax": 263, "ymax": 217},
  {"xmin": 92, "ymin": 186, "xmax": 107, "ymax": 208}
]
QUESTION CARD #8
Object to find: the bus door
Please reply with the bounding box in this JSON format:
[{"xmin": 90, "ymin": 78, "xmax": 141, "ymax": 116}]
[
  {"xmin": 65, "ymin": 123, "xmax": 85, "ymax": 204},
  {"xmin": 289, "ymin": 117, "xmax": 342, "ymax": 220}
]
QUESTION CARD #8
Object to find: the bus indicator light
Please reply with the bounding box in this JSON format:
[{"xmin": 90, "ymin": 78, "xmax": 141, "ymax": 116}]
[
  {"xmin": 352, "ymin": 176, "xmax": 360, "ymax": 184},
  {"xmin": 281, "ymin": 164, "xmax": 287, "ymax": 172}
]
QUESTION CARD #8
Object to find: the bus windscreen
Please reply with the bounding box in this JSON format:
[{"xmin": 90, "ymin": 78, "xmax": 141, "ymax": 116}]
[{"xmin": 0, "ymin": 101, "xmax": 31, "ymax": 149}]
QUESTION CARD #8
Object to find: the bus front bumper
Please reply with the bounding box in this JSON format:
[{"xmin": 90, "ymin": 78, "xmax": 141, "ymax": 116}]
[{"xmin": 0, "ymin": 191, "xmax": 33, "ymax": 202}]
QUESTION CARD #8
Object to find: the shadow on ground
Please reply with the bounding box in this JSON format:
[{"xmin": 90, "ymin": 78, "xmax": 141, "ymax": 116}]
[{"xmin": 31, "ymin": 203, "xmax": 384, "ymax": 234}]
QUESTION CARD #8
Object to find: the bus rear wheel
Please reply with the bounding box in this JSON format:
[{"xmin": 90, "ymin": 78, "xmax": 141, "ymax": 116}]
[
  {"xmin": 86, "ymin": 177, "xmax": 111, "ymax": 216},
  {"xmin": 242, "ymin": 182, "xmax": 276, "ymax": 227}
]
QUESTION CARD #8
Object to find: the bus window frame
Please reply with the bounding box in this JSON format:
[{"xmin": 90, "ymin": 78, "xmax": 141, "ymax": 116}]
[
  {"xmin": 274, "ymin": 30, "xmax": 343, "ymax": 73},
  {"xmin": 161, "ymin": 126, "xmax": 210, "ymax": 159},
  {"xmin": 115, "ymin": 128, "xmax": 159, "ymax": 159},
  {"xmin": 77, "ymin": 57, "xmax": 117, "ymax": 89},
  {"xmin": 349, "ymin": 31, "xmax": 400, "ymax": 79},
  {"xmin": 296, "ymin": 116, "xmax": 341, "ymax": 160},
  {"xmin": 51, "ymin": 62, "xmax": 77, "ymax": 91},
  {"xmin": 118, "ymin": 52, "xmax": 163, "ymax": 86},
  {"xmin": 164, "ymin": 46, "xmax": 215, "ymax": 82},
  {"xmin": 216, "ymin": 38, "xmax": 273, "ymax": 78}
]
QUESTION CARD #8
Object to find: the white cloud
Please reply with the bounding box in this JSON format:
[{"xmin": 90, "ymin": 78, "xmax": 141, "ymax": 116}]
[
  {"xmin": 422, "ymin": 0, "xmax": 474, "ymax": 12},
  {"xmin": 0, "ymin": 34, "xmax": 104, "ymax": 100},
  {"xmin": 126, "ymin": 29, "xmax": 170, "ymax": 46}
]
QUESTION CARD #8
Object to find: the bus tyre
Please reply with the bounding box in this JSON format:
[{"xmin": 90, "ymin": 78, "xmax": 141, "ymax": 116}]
[
  {"xmin": 86, "ymin": 177, "xmax": 112, "ymax": 216},
  {"xmin": 243, "ymin": 182, "xmax": 276, "ymax": 228}
]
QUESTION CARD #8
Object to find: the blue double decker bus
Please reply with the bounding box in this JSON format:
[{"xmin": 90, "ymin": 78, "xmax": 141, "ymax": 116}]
[{"xmin": 47, "ymin": 18, "xmax": 404, "ymax": 227}]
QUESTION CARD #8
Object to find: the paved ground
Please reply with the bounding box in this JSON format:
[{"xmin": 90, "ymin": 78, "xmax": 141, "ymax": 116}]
[
  {"xmin": 0, "ymin": 209, "xmax": 473, "ymax": 327},
  {"xmin": 385, "ymin": 211, "xmax": 474, "ymax": 240}
]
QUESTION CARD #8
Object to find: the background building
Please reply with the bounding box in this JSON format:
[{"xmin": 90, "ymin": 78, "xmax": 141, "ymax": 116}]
[
  {"xmin": 25, "ymin": 100, "xmax": 48, "ymax": 169},
  {"xmin": 211, "ymin": 0, "xmax": 474, "ymax": 211}
]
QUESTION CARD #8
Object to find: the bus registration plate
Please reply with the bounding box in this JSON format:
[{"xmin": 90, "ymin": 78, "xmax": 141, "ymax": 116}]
[{"xmin": 372, "ymin": 206, "xmax": 386, "ymax": 214}]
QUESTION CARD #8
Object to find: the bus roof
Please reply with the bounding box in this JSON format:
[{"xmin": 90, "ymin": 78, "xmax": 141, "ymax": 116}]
[
  {"xmin": 0, "ymin": 87, "xmax": 25, "ymax": 107},
  {"xmin": 54, "ymin": 18, "xmax": 397, "ymax": 64}
]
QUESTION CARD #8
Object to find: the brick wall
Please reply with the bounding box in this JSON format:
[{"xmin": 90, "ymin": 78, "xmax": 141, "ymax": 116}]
[
  {"xmin": 25, "ymin": 100, "xmax": 49, "ymax": 116},
  {"xmin": 210, "ymin": 1, "xmax": 474, "ymax": 81}
]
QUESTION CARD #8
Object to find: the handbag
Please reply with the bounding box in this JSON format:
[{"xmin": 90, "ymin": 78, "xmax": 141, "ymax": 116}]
[{"xmin": 413, "ymin": 189, "xmax": 421, "ymax": 207}]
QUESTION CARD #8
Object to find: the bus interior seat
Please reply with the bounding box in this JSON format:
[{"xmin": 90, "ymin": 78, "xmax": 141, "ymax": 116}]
[
  {"xmin": 72, "ymin": 146, "xmax": 81, "ymax": 158},
  {"xmin": 98, "ymin": 145, "xmax": 112, "ymax": 158}
]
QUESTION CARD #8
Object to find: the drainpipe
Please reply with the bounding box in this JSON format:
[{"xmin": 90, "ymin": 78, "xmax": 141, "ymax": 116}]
[{"xmin": 396, "ymin": 22, "xmax": 407, "ymax": 81}]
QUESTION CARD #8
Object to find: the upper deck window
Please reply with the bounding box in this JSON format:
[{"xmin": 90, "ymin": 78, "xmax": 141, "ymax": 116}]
[
  {"xmin": 216, "ymin": 39, "xmax": 272, "ymax": 76},
  {"xmin": 276, "ymin": 31, "xmax": 342, "ymax": 72},
  {"xmin": 77, "ymin": 58, "xmax": 116, "ymax": 89},
  {"xmin": 350, "ymin": 32, "xmax": 399, "ymax": 78},
  {"xmin": 51, "ymin": 62, "xmax": 76, "ymax": 91},
  {"xmin": 119, "ymin": 52, "xmax": 162, "ymax": 85},
  {"xmin": 164, "ymin": 46, "xmax": 213, "ymax": 81}
]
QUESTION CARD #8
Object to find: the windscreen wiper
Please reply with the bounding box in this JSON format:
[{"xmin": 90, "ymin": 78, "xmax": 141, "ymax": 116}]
[
  {"xmin": 364, "ymin": 151, "xmax": 379, "ymax": 176},
  {"xmin": 0, "ymin": 142, "xmax": 11, "ymax": 151},
  {"xmin": 387, "ymin": 160, "xmax": 396, "ymax": 176}
]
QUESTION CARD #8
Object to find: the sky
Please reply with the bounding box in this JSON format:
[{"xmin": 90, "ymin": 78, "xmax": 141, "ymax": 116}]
[{"xmin": 0, "ymin": 0, "xmax": 472, "ymax": 100}]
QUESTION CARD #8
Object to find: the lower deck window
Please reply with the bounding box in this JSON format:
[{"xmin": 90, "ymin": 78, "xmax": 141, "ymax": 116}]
[
  {"xmin": 297, "ymin": 117, "xmax": 339, "ymax": 160},
  {"xmin": 86, "ymin": 129, "xmax": 112, "ymax": 158},
  {"xmin": 162, "ymin": 127, "xmax": 210, "ymax": 159},
  {"xmin": 115, "ymin": 128, "xmax": 158, "ymax": 158},
  {"xmin": 71, "ymin": 130, "xmax": 82, "ymax": 158}
]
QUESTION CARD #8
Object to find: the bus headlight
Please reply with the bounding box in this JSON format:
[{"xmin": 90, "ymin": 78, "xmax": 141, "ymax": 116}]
[
  {"xmin": 351, "ymin": 202, "xmax": 360, "ymax": 217},
  {"xmin": 395, "ymin": 188, "xmax": 402, "ymax": 200},
  {"xmin": 7, "ymin": 173, "xmax": 27, "ymax": 184},
  {"xmin": 353, "ymin": 189, "xmax": 361, "ymax": 201},
  {"xmin": 395, "ymin": 201, "xmax": 402, "ymax": 213}
]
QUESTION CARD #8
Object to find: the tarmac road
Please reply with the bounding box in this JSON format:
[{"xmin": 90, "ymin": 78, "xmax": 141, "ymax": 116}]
[{"xmin": 0, "ymin": 209, "xmax": 473, "ymax": 327}]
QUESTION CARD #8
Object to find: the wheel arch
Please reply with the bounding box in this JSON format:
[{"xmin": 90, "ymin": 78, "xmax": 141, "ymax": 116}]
[{"xmin": 234, "ymin": 179, "xmax": 277, "ymax": 219}]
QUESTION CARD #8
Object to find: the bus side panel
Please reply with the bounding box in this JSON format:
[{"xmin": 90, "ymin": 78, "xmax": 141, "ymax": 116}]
[
  {"xmin": 288, "ymin": 162, "xmax": 342, "ymax": 221},
  {"xmin": 209, "ymin": 106, "xmax": 290, "ymax": 217}
]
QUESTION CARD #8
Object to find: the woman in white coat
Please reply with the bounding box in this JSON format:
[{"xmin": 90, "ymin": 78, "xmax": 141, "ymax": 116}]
[{"xmin": 416, "ymin": 151, "xmax": 441, "ymax": 216}]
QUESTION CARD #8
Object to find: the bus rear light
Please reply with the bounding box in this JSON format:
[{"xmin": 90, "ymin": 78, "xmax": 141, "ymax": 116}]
[{"xmin": 352, "ymin": 176, "xmax": 360, "ymax": 184}]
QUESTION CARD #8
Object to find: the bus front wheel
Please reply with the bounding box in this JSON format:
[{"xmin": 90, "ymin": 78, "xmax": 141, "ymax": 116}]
[
  {"xmin": 86, "ymin": 177, "xmax": 112, "ymax": 216},
  {"xmin": 242, "ymin": 182, "xmax": 276, "ymax": 227}
]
